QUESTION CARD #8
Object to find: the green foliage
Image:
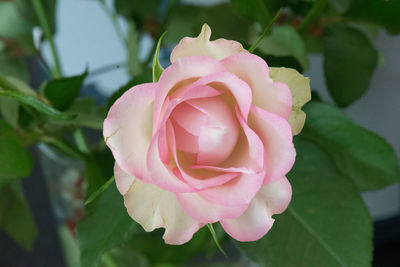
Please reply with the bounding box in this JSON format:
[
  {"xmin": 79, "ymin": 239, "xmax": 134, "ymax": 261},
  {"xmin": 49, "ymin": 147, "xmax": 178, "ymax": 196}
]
[
  {"xmin": 323, "ymin": 24, "xmax": 378, "ymax": 107},
  {"xmin": 238, "ymin": 138, "xmax": 373, "ymax": 267},
  {"xmin": 85, "ymin": 149, "xmax": 115, "ymax": 197},
  {"xmin": 302, "ymin": 102, "xmax": 400, "ymax": 191},
  {"xmin": 347, "ymin": 0, "xmax": 400, "ymax": 34},
  {"xmin": 42, "ymin": 71, "xmax": 87, "ymax": 111},
  {"xmin": 0, "ymin": 120, "xmax": 33, "ymax": 187},
  {"xmin": 0, "ymin": 181, "xmax": 37, "ymax": 251},
  {"xmin": 230, "ymin": 0, "xmax": 280, "ymax": 26},
  {"xmin": 253, "ymin": 25, "xmax": 309, "ymax": 70},
  {"xmin": 77, "ymin": 182, "xmax": 139, "ymax": 267}
]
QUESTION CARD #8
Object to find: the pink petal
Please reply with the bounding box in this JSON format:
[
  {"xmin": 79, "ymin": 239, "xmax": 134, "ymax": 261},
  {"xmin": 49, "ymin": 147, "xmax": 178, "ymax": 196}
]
[
  {"xmin": 188, "ymin": 72, "xmax": 253, "ymax": 121},
  {"xmin": 103, "ymin": 83, "xmax": 155, "ymax": 183},
  {"xmin": 250, "ymin": 106, "xmax": 296, "ymax": 184},
  {"xmin": 187, "ymin": 96, "xmax": 239, "ymax": 165},
  {"xmin": 170, "ymin": 24, "xmax": 245, "ymax": 63},
  {"xmin": 171, "ymin": 102, "xmax": 208, "ymax": 136},
  {"xmin": 121, "ymin": 167, "xmax": 203, "ymax": 245},
  {"xmin": 176, "ymin": 191, "xmax": 248, "ymax": 223},
  {"xmin": 154, "ymin": 56, "xmax": 226, "ymax": 131},
  {"xmin": 222, "ymin": 52, "xmax": 292, "ymax": 120},
  {"xmin": 220, "ymin": 177, "xmax": 292, "ymax": 242},
  {"xmin": 167, "ymin": 121, "xmax": 239, "ymax": 190},
  {"xmin": 146, "ymin": 125, "xmax": 197, "ymax": 193},
  {"xmin": 172, "ymin": 120, "xmax": 199, "ymax": 154}
]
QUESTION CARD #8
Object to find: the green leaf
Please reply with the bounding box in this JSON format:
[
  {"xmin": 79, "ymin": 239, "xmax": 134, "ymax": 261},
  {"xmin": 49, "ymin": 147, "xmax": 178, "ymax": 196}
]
[
  {"xmin": 85, "ymin": 177, "xmax": 115, "ymax": 206},
  {"xmin": 42, "ymin": 71, "xmax": 87, "ymax": 111},
  {"xmin": 0, "ymin": 47, "xmax": 28, "ymax": 81},
  {"xmin": 0, "ymin": 181, "xmax": 38, "ymax": 251},
  {"xmin": 0, "ymin": 120, "xmax": 33, "ymax": 187},
  {"xmin": 302, "ymin": 102, "xmax": 400, "ymax": 191},
  {"xmin": 0, "ymin": 89, "xmax": 76, "ymax": 120},
  {"xmin": 206, "ymin": 223, "xmax": 226, "ymax": 257},
  {"xmin": 253, "ymin": 25, "xmax": 309, "ymax": 70},
  {"xmin": 238, "ymin": 138, "xmax": 373, "ymax": 267},
  {"xmin": 77, "ymin": 182, "xmax": 139, "ymax": 267},
  {"xmin": 152, "ymin": 31, "xmax": 166, "ymax": 82},
  {"xmin": 347, "ymin": 0, "xmax": 400, "ymax": 34},
  {"xmin": 323, "ymin": 24, "xmax": 378, "ymax": 107},
  {"xmin": 126, "ymin": 22, "xmax": 142, "ymax": 77},
  {"xmin": 85, "ymin": 149, "xmax": 115, "ymax": 197},
  {"xmin": 230, "ymin": 0, "xmax": 280, "ymax": 26}
]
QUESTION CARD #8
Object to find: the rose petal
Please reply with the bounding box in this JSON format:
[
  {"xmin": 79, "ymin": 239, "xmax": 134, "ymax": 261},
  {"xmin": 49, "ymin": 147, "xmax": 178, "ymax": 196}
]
[
  {"xmin": 187, "ymin": 96, "xmax": 239, "ymax": 165},
  {"xmin": 176, "ymin": 191, "xmax": 248, "ymax": 223},
  {"xmin": 147, "ymin": 125, "xmax": 197, "ymax": 193},
  {"xmin": 122, "ymin": 168, "xmax": 203, "ymax": 245},
  {"xmin": 114, "ymin": 163, "xmax": 135, "ymax": 195},
  {"xmin": 167, "ymin": 121, "xmax": 239, "ymax": 190},
  {"xmin": 269, "ymin": 67, "xmax": 311, "ymax": 135},
  {"xmin": 154, "ymin": 56, "xmax": 226, "ymax": 132},
  {"xmin": 249, "ymin": 106, "xmax": 296, "ymax": 184},
  {"xmin": 222, "ymin": 52, "xmax": 292, "ymax": 120},
  {"xmin": 220, "ymin": 177, "xmax": 292, "ymax": 242},
  {"xmin": 103, "ymin": 83, "xmax": 155, "ymax": 183},
  {"xmin": 170, "ymin": 24, "xmax": 245, "ymax": 63}
]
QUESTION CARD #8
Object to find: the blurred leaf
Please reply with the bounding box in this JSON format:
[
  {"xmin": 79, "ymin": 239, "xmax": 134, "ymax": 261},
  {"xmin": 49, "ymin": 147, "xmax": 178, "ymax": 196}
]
[
  {"xmin": 0, "ymin": 181, "xmax": 37, "ymax": 251},
  {"xmin": 0, "ymin": 1, "xmax": 35, "ymax": 53},
  {"xmin": 100, "ymin": 245, "xmax": 150, "ymax": 267},
  {"xmin": 347, "ymin": 0, "xmax": 400, "ymax": 34},
  {"xmin": 42, "ymin": 71, "xmax": 87, "ymax": 111},
  {"xmin": 230, "ymin": 0, "xmax": 280, "ymax": 26},
  {"xmin": 238, "ymin": 138, "xmax": 373, "ymax": 267},
  {"xmin": 0, "ymin": 89, "xmax": 76, "ymax": 120},
  {"xmin": 77, "ymin": 182, "xmax": 139, "ymax": 267},
  {"xmin": 0, "ymin": 120, "xmax": 33, "ymax": 187},
  {"xmin": 254, "ymin": 25, "xmax": 309, "ymax": 71},
  {"xmin": 323, "ymin": 24, "xmax": 378, "ymax": 107},
  {"xmin": 46, "ymin": 98, "xmax": 105, "ymax": 131},
  {"xmin": 152, "ymin": 31, "xmax": 166, "ymax": 82},
  {"xmin": 302, "ymin": 102, "xmax": 400, "ymax": 191},
  {"xmin": 0, "ymin": 47, "xmax": 28, "ymax": 81},
  {"xmin": 0, "ymin": 97, "xmax": 19, "ymax": 128},
  {"xmin": 330, "ymin": 0, "xmax": 351, "ymax": 13}
]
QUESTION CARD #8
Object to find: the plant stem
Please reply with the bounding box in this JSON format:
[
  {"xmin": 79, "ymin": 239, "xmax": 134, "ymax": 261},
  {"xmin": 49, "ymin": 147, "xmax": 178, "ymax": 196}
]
[
  {"xmin": 88, "ymin": 61, "xmax": 127, "ymax": 78},
  {"xmin": 73, "ymin": 129, "xmax": 90, "ymax": 154},
  {"xmin": 298, "ymin": 0, "xmax": 330, "ymax": 33},
  {"xmin": 248, "ymin": 8, "xmax": 282, "ymax": 53},
  {"xmin": 98, "ymin": 0, "xmax": 128, "ymax": 47},
  {"xmin": 41, "ymin": 135, "xmax": 86, "ymax": 160},
  {"xmin": 32, "ymin": 0, "xmax": 62, "ymax": 78}
]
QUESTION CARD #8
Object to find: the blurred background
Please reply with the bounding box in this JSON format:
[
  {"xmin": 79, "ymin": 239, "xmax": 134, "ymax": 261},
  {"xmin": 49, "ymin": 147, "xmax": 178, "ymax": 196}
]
[{"xmin": 0, "ymin": 0, "xmax": 399, "ymax": 266}]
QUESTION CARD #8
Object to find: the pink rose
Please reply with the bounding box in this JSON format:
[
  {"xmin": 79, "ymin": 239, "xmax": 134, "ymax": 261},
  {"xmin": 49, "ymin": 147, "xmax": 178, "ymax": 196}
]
[{"xmin": 104, "ymin": 25, "xmax": 310, "ymax": 244}]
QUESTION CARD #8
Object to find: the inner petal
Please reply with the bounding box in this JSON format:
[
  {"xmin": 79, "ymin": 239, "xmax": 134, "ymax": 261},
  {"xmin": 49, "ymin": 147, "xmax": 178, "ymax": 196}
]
[{"xmin": 187, "ymin": 96, "xmax": 239, "ymax": 166}]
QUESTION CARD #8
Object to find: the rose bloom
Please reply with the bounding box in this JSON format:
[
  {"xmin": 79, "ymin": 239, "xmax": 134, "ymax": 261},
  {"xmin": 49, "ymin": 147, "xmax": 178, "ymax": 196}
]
[{"xmin": 104, "ymin": 24, "xmax": 310, "ymax": 244}]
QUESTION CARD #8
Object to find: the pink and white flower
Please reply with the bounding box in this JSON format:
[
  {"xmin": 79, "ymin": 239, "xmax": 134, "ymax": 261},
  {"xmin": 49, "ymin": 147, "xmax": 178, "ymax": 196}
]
[{"xmin": 104, "ymin": 24, "xmax": 311, "ymax": 244}]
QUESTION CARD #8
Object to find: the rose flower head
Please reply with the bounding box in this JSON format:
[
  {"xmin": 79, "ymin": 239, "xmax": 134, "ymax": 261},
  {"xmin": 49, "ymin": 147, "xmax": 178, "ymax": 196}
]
[{"xmin": 104, "ymin": 24, "xmax": 311, "ymax": 244}]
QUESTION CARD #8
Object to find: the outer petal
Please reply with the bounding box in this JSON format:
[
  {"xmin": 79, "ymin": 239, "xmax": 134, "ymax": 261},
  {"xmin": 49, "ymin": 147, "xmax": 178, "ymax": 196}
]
[
  {"xmin": 122, "ymin": 169, "xmax": 203, "ymax": 245},
  {"xmin": 220, "ymin": 177, "xmax": 292, "ymax": 242},
  {"xmin": 170, "ymin": 24, "xmax": 245, "ymax": 63},
  {"xmin": 249, "ymin": 106, "xmax": 296, "ymax": 184},
  {"xmin": 176, "ymin": 191, "xmax": 248, "ymax": 224},
  {"xmin": 114, "ymin": 163, "xmax": 134, "ymax": 195},
  {"xmin": 222, "ymin": 52, "xmax": 292, "ymax": 120},
  {"xmin": 269, "ymin": 67, "xmax": 311, "ymax": 135},
  {"xmin": 103, "ymin": 83, "xmax": 155, "ymax": 183}
]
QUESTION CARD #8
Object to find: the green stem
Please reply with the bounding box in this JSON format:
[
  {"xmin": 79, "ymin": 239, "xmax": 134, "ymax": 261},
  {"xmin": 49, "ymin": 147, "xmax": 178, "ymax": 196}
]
[
  {"xmin": 298, "ymin": 0, "xmax": 330, "ymax": 33},
  {"xmin": 32, "ymin": 0, "xmax": 62, "ymax": 78},
  {"xmin": 248, "ymin": 8, "xmax": 282, "ymax": 53},
  {"xmin": 98, "ymin": 0, "xmax": 128, "ymax": 46},
  {"xmin": 206, "ymin": 224, "xmax": 227, "ymax": 257},
  {"xmin": 41, "ymin": 135, "xmax": 85, "ymax": 160},
  {"xmin": 73, "ymin": 129, "xmax": 90, "ymax": 154}
]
